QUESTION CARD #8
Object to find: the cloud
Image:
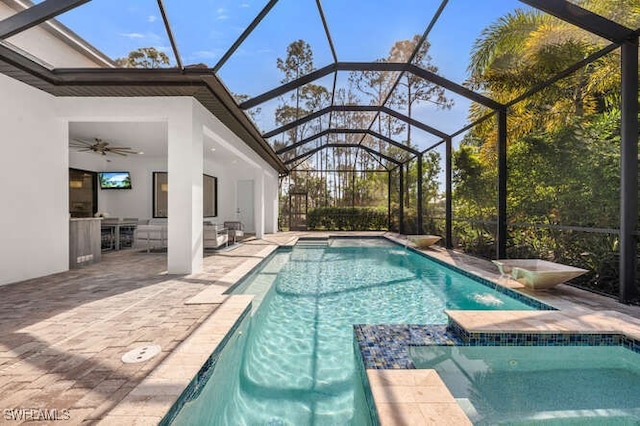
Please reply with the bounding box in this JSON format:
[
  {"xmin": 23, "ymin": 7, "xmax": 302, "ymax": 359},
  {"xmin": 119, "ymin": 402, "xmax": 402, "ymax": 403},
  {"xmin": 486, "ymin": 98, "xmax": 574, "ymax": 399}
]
[
  {"xmin": 192, "ymin": 50, "xmax": 223, "ymax": 60},
  {"xmin": 240, "ymin": 3, "xmax": 250, "ymax": 7},
  {"xmin": 216, "ymin": 7, "xmax": 229, "ymax": 20},
  {"xmin": 148, "ymin": 15, "xmax": 157, "ymax": 23},
  {"xmin": 119, "ymin": 32, "xmax": 145, "ymax": 39}
]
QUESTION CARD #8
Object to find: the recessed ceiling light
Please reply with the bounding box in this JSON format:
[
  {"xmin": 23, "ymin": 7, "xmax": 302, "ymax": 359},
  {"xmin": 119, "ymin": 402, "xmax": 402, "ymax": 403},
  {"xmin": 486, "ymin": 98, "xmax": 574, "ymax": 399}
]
[
  {"xmin": 138, "ymin": 151, "xmax": 144, "ymax": 155},
  {"xmin": 210, "ymin": 148, "xmax": 216, "ymax": 152}
]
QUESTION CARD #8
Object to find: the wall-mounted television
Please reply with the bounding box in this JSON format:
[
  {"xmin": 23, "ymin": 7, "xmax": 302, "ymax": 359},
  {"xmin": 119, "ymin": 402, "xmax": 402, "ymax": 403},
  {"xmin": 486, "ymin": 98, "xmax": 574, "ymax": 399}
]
[{"xmin": 99, "ymin": 171, "xmax": 132, "ymax": 189}]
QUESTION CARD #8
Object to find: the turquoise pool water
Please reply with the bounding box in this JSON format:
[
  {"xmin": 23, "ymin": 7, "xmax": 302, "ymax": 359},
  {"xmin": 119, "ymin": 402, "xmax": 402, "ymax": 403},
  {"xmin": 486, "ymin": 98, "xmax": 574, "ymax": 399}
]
[
  {"xmin": 170, "ymin": 238, "xmax": 537, "ymax": 425},
  {"xmin": 410, "ymin": 345, "xmax": 640, "ymax": 425}
]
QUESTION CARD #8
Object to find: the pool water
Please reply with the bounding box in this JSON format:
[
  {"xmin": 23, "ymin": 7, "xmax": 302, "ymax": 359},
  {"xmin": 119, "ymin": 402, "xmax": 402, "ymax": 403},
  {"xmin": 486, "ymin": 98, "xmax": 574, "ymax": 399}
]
[
  {"xmin": 410, "ymin": 345, "xmax": 640, "ymax": 425},
  {"xmin": 171, "ymin": 238, "xmax": 536, "ymax": 425}
]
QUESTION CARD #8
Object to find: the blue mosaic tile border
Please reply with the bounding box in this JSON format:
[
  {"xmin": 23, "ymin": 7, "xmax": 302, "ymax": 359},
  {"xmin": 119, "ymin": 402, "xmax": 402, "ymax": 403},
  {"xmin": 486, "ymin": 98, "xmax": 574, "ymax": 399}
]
[
  {"xmin": 447, "ymin": 317, "xmax": 624, "ymax": 346},
  {"xmin": 159, "ymin": 303, "xmax": 252, "ymax": 426},
  {"xmin": 354, "ymin": 324, "xmax": 463, "ymax": 369},
  {"xmin": 352, "ymin": 337, "xmax": 379, "ymax": 425},
  {"xmin": 355, "ymin": 321, "xmax": 640, "ymax": 372}
]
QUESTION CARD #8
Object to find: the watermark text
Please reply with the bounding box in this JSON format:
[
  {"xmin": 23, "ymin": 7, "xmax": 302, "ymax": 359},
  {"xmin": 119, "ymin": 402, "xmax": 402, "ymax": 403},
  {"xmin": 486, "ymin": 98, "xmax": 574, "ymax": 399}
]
[{"xmin": 3, "ymin": 408, "xmax": 70, "ymax": 422}]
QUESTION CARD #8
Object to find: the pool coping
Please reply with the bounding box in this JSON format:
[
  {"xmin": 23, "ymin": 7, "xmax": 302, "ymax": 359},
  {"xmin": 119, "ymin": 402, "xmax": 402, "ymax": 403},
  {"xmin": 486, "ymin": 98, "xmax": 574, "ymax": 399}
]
[{"xmin": 98, "ymin": 233, "xmax": 640, "ymax": 425}]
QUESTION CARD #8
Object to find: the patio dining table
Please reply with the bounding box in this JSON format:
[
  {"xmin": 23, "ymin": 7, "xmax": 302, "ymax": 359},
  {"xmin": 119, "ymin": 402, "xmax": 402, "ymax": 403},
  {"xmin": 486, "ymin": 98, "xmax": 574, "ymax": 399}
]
[{"xmin": 101, "ymin": 220, "xmax": 138, "ymax": 251}]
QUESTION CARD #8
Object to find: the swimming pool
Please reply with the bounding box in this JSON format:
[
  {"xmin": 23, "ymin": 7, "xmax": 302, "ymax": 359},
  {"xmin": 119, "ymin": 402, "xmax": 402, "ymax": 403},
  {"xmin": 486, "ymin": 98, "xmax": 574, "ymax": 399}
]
[
  {"xmin": 410, "ymin": 345, "xmax": 640, "ymax": 425},
  {"xmin": 167, "ymin": 238, "xmax": 542, "ymax": 424}
]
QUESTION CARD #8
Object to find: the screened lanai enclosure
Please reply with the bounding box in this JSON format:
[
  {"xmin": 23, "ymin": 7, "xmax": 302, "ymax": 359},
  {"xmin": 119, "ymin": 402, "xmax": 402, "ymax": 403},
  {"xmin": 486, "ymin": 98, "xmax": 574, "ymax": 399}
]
[{"xmin": 1, "ymin": 0, "xmax": 639, "ymax": 302}]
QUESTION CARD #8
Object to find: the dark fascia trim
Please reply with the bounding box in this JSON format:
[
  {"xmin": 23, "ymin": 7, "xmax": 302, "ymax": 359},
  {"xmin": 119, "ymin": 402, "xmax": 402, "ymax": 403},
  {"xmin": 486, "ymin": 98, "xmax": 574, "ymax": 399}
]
[
  {"xmin": 518, "ymin": 0, "xmax": 634, "ymax": 42},
  {"xmin": 0, "ymin": 42, "xmax": 57, "ymax": 84},
  {"xmin": 276, "ymin": 128, "xmax": 421, "ymax": 156},
  {"xmin": 284, "ymin": 143, "xmax": 399, "ymax": 166},
  {"xmin": 51, "ymin": 67, "xmax": 209, "ymax": 85},
  {"xmin": 263, "ymin": 104, "xmax": 450, "ymax": 140},
  {"xmin": 240, "ymin": 62, "xmax": 504, "ymax": 111}
]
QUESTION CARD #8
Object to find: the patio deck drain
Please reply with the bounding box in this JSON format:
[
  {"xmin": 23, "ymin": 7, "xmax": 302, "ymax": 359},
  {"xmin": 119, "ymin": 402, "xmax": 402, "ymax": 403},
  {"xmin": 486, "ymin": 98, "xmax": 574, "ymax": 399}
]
[{"xmin": 121, "ymin": 344, "xmax": 161, "ymax": 363}]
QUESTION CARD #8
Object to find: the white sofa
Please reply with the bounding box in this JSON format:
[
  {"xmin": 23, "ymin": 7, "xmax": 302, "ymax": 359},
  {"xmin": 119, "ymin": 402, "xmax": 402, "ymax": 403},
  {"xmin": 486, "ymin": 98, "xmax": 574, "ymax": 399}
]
[
  {"xmin": 133, "ymin": 219, "xmax": 229, "ymax": 252},
  {"xmin": 203, "ymin": 222, "xmax": 228, "ymax": 249},
  {"xmin": 133, "ymin": 219, "xmax": 167, "ymax": 252}
]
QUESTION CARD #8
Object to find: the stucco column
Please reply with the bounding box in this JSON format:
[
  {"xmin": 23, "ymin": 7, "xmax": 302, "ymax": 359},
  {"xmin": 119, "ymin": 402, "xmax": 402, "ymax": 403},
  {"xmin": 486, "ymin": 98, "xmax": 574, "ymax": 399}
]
[
  {"xmin": 255, "ymin": 171, "xmax": 265, "ymax": 239},
  {"xmin": 264, "ymin": 172, "xmax": 278, "ymax": 234},
  {"xmin": 167, "ymin": 107, "xmax": 203, "ymax": 274}
]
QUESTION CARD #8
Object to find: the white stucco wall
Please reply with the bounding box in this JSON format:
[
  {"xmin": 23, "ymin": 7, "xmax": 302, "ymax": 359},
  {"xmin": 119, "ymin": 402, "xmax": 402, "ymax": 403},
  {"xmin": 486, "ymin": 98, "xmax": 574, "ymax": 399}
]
[
  {"xmin": 0, "ymin": 82, "xmax": 280, "ymax": 284},
  {"xmin": 69, "ymin": 152, "xmax": 167, "ymax": 220},
  {"xmin": 0, "ymin": 1, "xmax": 110, "ymax": 68},
  {"xmin": 0, "ymin": 73, "xmax": 68, "ymax": 285},
  {"xmin": 195, "ymin": 101, "xmax": 279, "ymax": 235}
]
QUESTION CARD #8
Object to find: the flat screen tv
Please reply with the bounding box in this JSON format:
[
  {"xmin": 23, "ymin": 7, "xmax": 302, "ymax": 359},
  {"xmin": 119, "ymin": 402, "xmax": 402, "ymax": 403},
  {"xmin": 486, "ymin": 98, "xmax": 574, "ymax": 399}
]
[{"xmin": 99, "ymin": 171, "xmax": 132, "ymax": 189}]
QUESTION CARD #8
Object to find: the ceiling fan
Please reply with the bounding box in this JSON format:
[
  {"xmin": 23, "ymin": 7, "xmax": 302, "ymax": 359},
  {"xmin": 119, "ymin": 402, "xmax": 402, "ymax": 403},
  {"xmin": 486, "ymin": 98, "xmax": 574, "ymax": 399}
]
[{"xmin": 70, "ymin": 138, "xmax": 140, "ymax": 156}]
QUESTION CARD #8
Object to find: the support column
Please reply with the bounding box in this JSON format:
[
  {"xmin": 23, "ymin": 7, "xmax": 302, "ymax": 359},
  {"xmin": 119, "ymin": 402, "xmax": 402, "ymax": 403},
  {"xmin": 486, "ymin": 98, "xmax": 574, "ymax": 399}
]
[
  {"xmin": 167, "ymin": 106, "xmax": 203, "ymax": 274},
  {"xmin": 264, "ymin": 173, "xmax": 278, "ymax": 234},
  {"xmin": 399, "ymin": 164, "xmax": 405, "ymax": 235},
  {"xmin": 620, "ymin": 37, "xmax": 639, "ymax": 303},
  {"xmin": 255, "ymin": 171, "xmax": 265, "ymax": 239},
  {"xmin": 417, "ymin": 153, "xmax": 424, "ymax": 234},
  {"xmin": 387, "ymin": 170, "xmax": 392, "ymax": 231},
  {"xmin": 497, "ymin": 109, "xmax": 508, "ymax": 259},
  {"xmin": 445, "ymin": 136, "xmax": 453, "ymax": 249}
]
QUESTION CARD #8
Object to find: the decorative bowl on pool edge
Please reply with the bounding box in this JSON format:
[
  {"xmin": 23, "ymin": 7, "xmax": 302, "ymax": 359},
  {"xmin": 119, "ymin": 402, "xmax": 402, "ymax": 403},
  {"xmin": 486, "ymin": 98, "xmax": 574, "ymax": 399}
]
[
  {"xmin": 492, "ymin": 259, "xmax": 588, "ymax": 290},
  {"xmin": 407, "ymin": 235, "xmax": 442, "ymax": 249}
]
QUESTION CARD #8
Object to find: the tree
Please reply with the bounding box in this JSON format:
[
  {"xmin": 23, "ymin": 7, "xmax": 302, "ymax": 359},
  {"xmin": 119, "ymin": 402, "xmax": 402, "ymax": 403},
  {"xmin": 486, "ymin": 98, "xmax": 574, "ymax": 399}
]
[
  {"xmin": 387, "ymin": 35, "xmax": 452, "ymax": 208},
  {"xmin": 348, "ymin": 59, "xmax": 404, "ymax": 143},
  {"xmin": 115, "ymin": 47, "xmax": 170, "ymax": 68},
  {"xmin": 389, "ymin": 35, "xmax": 453, "ymax": 145},
  {"xmin": 465, "ymin": 2, "xmax": 635, "ymax": 158},
  {"xmin": 233, "ymin": 93, "xmax": 261, "ymax": 121},
  {"xmin": 275, "ymin": 40, "xmax": 330, "ymax": 164}
]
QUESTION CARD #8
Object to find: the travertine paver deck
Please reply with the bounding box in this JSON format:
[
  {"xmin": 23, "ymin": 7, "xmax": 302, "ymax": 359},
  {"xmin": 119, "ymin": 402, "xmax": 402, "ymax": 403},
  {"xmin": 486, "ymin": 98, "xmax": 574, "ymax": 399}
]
[
  {"xmin": 3, "ymin": 231, "xmax": 640, "ymax": 425},
  {"xmin": 367, "ymin": 369, "xmax": 471, "ymax": 426},
  {"xmin": 0, "ymin": 233, "xmax": 294, "ymax": 425}
]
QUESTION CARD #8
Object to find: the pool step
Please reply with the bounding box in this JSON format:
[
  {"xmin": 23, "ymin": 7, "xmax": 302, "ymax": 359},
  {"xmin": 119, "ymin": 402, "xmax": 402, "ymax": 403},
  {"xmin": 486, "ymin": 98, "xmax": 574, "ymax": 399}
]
[{"xmin": 296, "ymin": 237, "xmax": 329, "ymax": 247}]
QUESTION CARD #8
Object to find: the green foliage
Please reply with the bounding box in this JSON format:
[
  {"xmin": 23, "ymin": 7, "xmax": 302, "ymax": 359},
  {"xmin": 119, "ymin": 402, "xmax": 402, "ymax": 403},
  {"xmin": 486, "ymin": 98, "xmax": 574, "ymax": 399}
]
[
  {"xmin": 451, "ymin": 2, "xmax": 640, "ymax": 298},
  {"xmin": 115, "ymin": 47, "xmax": 170, "ymax": 68},
  {"xmin": 307, "ymin": 207, "xmax": 387, "ymax": 231}
]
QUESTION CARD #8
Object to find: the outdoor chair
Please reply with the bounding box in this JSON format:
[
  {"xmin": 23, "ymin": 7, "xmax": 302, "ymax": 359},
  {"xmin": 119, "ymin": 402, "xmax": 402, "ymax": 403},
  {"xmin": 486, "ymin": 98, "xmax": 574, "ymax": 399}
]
[{"xmin": 224, "ymin": 221, "xmax": 244, "ymax": 244}]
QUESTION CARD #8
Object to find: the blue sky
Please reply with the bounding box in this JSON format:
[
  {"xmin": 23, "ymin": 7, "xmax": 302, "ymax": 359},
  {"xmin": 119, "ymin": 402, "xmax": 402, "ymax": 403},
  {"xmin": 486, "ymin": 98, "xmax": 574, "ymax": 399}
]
[{"xmin": 51, "ymin": 0, "xmax": 527, "ymax": 147}]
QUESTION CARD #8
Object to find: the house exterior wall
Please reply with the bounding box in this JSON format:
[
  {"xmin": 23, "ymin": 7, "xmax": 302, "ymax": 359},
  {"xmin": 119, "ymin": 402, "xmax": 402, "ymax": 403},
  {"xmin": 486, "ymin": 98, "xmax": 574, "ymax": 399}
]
[
  {"xmin": 0, "ymin": 73, "xmax": 69, "ymax": 286},
  {"xmin": 0, "ymin": 75, "xmax": 280, "ymax": 284}
]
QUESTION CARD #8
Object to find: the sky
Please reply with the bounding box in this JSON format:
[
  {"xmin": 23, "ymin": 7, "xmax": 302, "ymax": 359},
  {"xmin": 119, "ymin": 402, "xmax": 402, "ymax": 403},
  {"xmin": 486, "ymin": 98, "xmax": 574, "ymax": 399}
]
[{"xmin": 37, "ymin": 0, "xmax": 529, "ymax": 150}]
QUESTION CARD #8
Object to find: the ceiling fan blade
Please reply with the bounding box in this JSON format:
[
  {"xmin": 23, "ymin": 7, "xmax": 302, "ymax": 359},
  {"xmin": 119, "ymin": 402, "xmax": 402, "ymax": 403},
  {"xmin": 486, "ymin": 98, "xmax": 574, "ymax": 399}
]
[
  {"xmin": 71, "ymin": 137, "xmax": 139, "ymax": 156},
  {"xmin": 70, "ymin": 139, "xmax": 95, "ymax": 146}
]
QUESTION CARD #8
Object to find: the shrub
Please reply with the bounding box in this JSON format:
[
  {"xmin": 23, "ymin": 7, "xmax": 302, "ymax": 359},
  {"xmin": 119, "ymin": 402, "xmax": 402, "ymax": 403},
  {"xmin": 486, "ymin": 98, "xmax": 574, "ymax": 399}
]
[{"xmin": 307, "ymin": 207, "xmax": 388, "ymax": 231}]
